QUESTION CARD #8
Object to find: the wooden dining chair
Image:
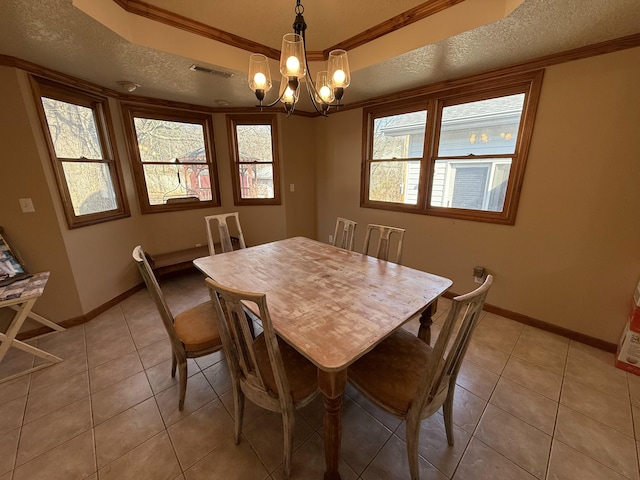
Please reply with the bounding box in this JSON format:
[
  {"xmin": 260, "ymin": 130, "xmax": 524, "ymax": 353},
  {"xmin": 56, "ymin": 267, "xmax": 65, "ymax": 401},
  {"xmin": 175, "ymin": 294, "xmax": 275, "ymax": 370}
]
[
  {"xmin": 348, "ymin": 275, "xmax": 493, "ymax": 480},
  {"xmin": 205, "ymin": 277, "xmax": 319, "ymax": 479},
  {"xmin": 331, "ymin": 216, "xmax": 357, "ymax": 251},
  {"xmin": 204, "ymin": 212, "xmax": 247, "ymax": 255},
  {"xmin": 363, "ymin": 223, "xmax": 405, "ymax": 264},
  {"xmin": 133, "ymin": 246, "xmax": 223, "ymax": 410}
]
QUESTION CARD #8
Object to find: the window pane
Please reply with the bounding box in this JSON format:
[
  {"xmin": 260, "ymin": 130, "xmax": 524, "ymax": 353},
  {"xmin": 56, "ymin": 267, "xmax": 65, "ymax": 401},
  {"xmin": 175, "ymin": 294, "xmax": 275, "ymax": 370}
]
[
  {"xmin": 373, "ymin": 111, "xmax": 427, "ymax": 159},
  {"xmin": 238, "ymin": 164, "xmax": 274, "ymax": 199},
  {"xmin": 61, "ymin": 161, "xmax": 117, "ymax": 215},
  {"xmin": 369, "ymin": 160, "xmax": 419, "ymax": 204},
  {"xmin": 41, "ymin": 97, "xmax": 103, "ymax": 159},
  {"xmin": 133, "ymin": 118, "xmax": 206, "ymax": 163},
  {"xmin": 143, "ymin": 163, "xmax": 212, "ymax": 205},
  {"xmin": 430, "ymin": 158, "xmax": 511, "ymax": 211},
  {"xmin": 236, "ymin": 125, "xmax": 273, "ymax": 163},
  {"xmin": 438, "ymin": 94, "xmax": 524, "ymax": 156}
]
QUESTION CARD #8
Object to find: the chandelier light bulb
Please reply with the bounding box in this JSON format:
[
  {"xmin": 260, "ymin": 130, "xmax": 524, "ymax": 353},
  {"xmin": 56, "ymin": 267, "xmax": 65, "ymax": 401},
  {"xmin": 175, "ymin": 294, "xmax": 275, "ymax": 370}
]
[
  {"xmin": 253, "ymin": 72, "xmax": 267, "ymax": 88},
  {"xmin": 285, "ymin": 56, "xmax": 301, "ymax": 75},
  {"xmin": 332, "ymin": 70, "xmax": 346, "ymax": 86},
  {"xmin": 319, "ymin": 85, "xmax": 332, "ymax": 101}
]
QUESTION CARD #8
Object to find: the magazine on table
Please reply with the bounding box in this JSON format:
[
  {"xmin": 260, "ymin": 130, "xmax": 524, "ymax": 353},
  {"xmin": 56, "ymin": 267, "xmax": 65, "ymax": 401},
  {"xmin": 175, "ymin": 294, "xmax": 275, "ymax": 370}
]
[{"xmin": 0, "ymin": 227, "xmax": 31, "ymax": 287}]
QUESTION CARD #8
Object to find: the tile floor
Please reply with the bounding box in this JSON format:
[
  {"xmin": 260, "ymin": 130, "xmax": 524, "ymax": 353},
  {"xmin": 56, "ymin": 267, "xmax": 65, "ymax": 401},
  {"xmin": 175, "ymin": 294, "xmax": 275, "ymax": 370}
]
[{"xmin": 1, "ymin": 270, "xmax": 639, "ymax": 480}]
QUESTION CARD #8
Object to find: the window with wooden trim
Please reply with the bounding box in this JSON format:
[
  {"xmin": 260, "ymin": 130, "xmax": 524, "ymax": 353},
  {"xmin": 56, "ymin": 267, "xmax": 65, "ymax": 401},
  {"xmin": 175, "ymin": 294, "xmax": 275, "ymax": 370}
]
[
  {"xmin": 362, "ymin": 70, "xmax": 543, "ymax": 224},
  {"xmin": 31, "ymin": 77, "xmax": 130, "ymax": 229},
  {"xmin": 121, "ymin": 104, "xmax": 221, "ymax": 214},
  {"xmin": 226, "ymin": 114, "xmax": 281, "ymax": 206}
]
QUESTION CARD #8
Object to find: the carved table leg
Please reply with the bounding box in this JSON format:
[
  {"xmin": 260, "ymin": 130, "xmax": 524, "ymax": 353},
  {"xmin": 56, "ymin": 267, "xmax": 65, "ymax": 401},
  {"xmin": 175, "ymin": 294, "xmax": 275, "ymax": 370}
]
[
  {"xmin": 318, "ymin": 369, "xmax": 347, "ymax": 480},
  {"xmin": 418, "ymin": 299, "xmax": 438, "ymax": 345}
]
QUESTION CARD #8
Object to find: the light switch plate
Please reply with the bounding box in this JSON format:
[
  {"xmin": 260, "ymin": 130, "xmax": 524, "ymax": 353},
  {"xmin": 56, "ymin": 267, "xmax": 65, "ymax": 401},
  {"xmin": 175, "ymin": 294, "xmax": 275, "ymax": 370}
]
[{"xmin": 18, "ymin": 198, "xmax": 35, "ymax": 213}]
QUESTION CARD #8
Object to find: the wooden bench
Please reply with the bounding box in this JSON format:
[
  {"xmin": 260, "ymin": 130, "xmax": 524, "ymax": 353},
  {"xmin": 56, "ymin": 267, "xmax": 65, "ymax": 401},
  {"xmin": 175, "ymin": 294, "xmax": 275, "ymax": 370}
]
[{"xmin": 148, "ymin": 237, "xmax": 242, "ymax": 277}]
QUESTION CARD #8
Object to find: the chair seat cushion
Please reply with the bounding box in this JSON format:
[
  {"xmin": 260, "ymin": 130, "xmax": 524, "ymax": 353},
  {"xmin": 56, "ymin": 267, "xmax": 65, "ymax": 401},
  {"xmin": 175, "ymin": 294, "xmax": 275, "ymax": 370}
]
[
  {"xmin": 254, "ymin": 334, "xmax": 318, "ymax": 403},
  {"xmin": 348, "ymin": 328, "xmax": 433, "ymax": 416},
  {"xmin": 174, "ymin": 301, "xmax": 222, "ymax": 353}
]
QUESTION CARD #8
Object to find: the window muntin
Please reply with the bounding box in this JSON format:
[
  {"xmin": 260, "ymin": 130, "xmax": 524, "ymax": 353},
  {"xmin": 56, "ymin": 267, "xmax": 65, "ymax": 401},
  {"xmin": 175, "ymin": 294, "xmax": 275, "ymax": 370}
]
[
  {"xmin": 121, "ymin": 105, "xmax": 220, "ymax": 213},
  {"xmin": 227, "ymin": 115, "xmax": 281, "ymax": 206},
  {"xmin": 362, "ymin": 72, "xmax": 542, "ymax": 224},
  {"xmin": 32, "ymin": 78, "xmax": 129, "ymax": 228}
]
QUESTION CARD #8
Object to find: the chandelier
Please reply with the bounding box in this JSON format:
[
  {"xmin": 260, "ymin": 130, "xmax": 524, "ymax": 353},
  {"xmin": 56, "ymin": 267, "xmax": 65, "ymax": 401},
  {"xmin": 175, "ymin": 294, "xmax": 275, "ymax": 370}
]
[{"xmin": 248, "ymin": 0, "xmax": 351, "ymax": 115}]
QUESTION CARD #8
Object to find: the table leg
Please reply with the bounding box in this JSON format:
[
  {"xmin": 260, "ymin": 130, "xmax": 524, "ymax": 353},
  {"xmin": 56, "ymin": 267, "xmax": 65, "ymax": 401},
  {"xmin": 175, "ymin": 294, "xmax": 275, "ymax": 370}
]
[
  {"xmin": 318, "ymin": 369, "xmax": 347, "ymax": 480},
  {"xmin": 417, "ymin": 299, "xmax": 438, "ymax": 345}
]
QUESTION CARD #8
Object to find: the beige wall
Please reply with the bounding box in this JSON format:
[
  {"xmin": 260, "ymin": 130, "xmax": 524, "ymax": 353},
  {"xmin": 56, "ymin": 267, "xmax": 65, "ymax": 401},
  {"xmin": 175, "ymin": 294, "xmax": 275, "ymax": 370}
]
[
  {"xmin": 2, "ymin": 46, "xmax": 638, "ymax": 344},
  {"xmin": 314, "ymin": 47, "xmax": 640, "ymax": 344}
]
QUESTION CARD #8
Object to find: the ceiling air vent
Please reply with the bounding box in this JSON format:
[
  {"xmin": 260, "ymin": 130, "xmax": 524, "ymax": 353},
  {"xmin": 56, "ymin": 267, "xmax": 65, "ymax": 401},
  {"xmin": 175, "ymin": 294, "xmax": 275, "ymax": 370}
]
[{"xmin": 189, "ymin": 65, "xmax": 234, "ymax": 78}]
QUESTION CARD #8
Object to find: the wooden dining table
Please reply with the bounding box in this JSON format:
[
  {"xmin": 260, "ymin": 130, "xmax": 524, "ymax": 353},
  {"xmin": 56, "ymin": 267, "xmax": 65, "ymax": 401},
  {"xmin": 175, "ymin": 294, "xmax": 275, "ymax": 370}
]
[{"xmin": 194, "ymin": 236, "xmax": 452, "ymax": 479}]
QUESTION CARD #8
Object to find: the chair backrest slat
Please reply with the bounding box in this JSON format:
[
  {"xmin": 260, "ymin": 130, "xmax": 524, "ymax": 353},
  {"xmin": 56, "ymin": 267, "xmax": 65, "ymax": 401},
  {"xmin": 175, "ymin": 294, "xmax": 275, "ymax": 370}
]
[
  {"xmin": 332, "ymin": 217, "xmax": 357, "ymax": 251},
  {"xmin": 205, "ymin": 212, "xmax": 247, "ymax": 255},
  {"xmin": 363, "ymin": 224, "xmax": 405, "ymax": 264}
]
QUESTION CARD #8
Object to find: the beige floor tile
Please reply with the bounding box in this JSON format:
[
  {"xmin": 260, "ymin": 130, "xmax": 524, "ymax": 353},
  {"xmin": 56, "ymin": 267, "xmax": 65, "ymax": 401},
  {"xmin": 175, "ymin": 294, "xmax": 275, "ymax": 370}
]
[
  {"xmin": 473, "ymin": 313, "xmax": 524, "ymax": 353},
  {"xmin": 145, "ymin": 358, "xmax": 200, "ymax": 395},
  {"xmin": 12, "ymin": 430, "xmax": 95, "ymax": 480},
  {"xmin": 474, "ymin": 404, "xmax": 551, "ymax": 479},
  {"xmin": 202, "ymin": 358, "xmax": 233, "ymax": 395},
  {"xmin": 33, "ymin": 327, "xmax": 86, "ymax": 360},
  {"xmin": 633, "ymin": 406, "xmax": 640, "ymax": 439},
  {"xmin": 0, "ymin": 375, "xmax": 30, "ymax": 405},
  {"xmin": 555, "ymin": 405, "xmax": 639, "ymax": 480},
  {"xmin": 194, "ymin": 350, "xmax": 224, "ymax": 370},
  {"xmin": 138, "ymin": 338, "xmax": 172, "ymax": 370},
  {"xmin": 547, "ymin": 439, "xmax": 629, "ymax": 480},
  {"xmin": 502, "ymin": 355, "xmax": 563, "ymax": 400},
  {"xmin": 16, "ymin": 397, "xmax": 92, "ymax": 466},
  {"xmin": 0, "ymin": 349, "xmax": 35, "ymax": 381},
  {"xmin": 457, "ymin": 358, "xmax": 499, "ymax": 400},
  {"xmin": 84, "ymin": 309, "xmax": 129, "ymax": 347},
  {"xmin": 155, "ymin": 371, "xmax": 216, "ymax": 426},
  {"xmin": 396, "ymin": 412, "xmax": 471, "ymax": 478},
  {"xmin": 340, "ymin": 399, "xmax": 393, "ymax": 475},
  {"xmin": 451, "ymin": 384, "xmax": 487, "ymax": 433},
  {"xmin": 564, "ymin": 354, "xmax": 629, "ymax": 398},
  {"xmin": 561, "ymin": 376, "xmax": 633, "ymax": 437},
  {"xmin": 127, "ymin": 312, "xmax": 168, "ymax": 349},
  {"xmin": 297, "ymin": 393, "xmax": 325, "ymax": 431},
  {"xmin": 86, "ymin": 334, "xmax": 136, "ymax": 370},
  {"xmin": 346, "ymin": 384, "xmax": 403, "ymax": 432},
  {"xmin": 167, "ymin": 398, "xmax": 235, "ymax": 470},
  {"xmin": 271, "ymin": 433, "xmax": 358, "ymax": 480},
  {"xmin": 0, "ymin": 472, "xmax": 12, "ymax": 480},
  {"xmin": 95, "ymin": 397, "xmax": 164, "ymax": 469},
  {"xmin": 91, "ymin": 371, "xmax": 152, "ymax": 426},
  {"xmin": 453, "ymin": 438, "xmax": 537, "ymax": 480},
  {"xmin": 361, "ymin": 433, "xmax": 448, "ymax": 480},
  {"xmin": 30, "ymin": 352, "xmax": 88, "ymax": 393},
  {"xmin": 243, "ymin": 409, "xmax": 315, "ymax": 473},
  {"xmin": 568, "ymin": 340, "xmax": 617, "ymax": 366},
  {"xmin": 0, "ymin": 395, "xmax": 26, "ymax": 436},
  {"xmin": 89, "ymin": 350, "xmax": 143, "ymax": 393},
  {"xmin": 24, "ymin": 370, "xmax": 89, "ymax": 423},
  {"xmin": 490, "ymin": 377, "xmax": 558, "ymax": 435},
  {"xmin": 511, "ymin": 329, "xmax": 568, "ymax": 375},
  {"xmin": 184, "ymin": 436, "xmax": 269, "ymax": 480},
  {"xmin": 0, "ymin": 428, "xmax": 20, "ymax": 475},
  {"xmin": 627, "ymin": 373, "xmax": 640, "ymax": 407},
  {"xmin": 98, "ymin": 431, "xmax": 181, "ymax": 480},
  {"xmin": 465, "ymin": 338, "xmax": 510, "ymax": 375},
  {"xmin": 219, "ymin": 390, "xmax": 269, "ymax": 427}
]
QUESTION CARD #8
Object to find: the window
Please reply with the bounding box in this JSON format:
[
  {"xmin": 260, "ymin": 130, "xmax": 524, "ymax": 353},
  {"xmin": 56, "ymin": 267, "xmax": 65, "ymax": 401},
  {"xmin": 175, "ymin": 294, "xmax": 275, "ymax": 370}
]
[
  {"xmin": 226, "ymin": 114, "xmax": 281, "ymax": 206},
  {"xmin": 31, "ymin": 78, "xmax": 129, "ymax": 228},
  {"xmin": 121, "ymin": 104, "xmax": 221, "ymax": 213},
  {"xmin": 362, "ymin": 70, "xmax": 543, "ymax": 224}
]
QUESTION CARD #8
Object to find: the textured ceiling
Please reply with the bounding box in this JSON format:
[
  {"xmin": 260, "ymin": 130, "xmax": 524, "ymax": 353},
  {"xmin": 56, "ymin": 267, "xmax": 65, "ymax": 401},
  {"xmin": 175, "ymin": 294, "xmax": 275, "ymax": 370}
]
[{"xmin": 0, "ymin": 0, "xmax": 639, "ymax": 113}]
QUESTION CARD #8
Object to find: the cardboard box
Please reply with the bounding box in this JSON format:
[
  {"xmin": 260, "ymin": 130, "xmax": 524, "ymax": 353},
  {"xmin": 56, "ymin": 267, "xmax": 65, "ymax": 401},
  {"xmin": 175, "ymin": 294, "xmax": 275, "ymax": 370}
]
[
  {"xmin": 630, "ymin": 281, "xmax": 640, "ymax": 331},
  {"xmin": 616, "ymin": 319, "xmax": 640, "ymax": 375}
]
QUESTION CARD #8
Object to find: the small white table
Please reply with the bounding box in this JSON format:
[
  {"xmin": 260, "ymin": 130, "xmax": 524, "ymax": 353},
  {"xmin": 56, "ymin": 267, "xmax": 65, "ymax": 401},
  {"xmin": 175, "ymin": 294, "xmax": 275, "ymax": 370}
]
[{"xmin": 0, "ymin": 272, "xmax": 65, "ymax": 383}]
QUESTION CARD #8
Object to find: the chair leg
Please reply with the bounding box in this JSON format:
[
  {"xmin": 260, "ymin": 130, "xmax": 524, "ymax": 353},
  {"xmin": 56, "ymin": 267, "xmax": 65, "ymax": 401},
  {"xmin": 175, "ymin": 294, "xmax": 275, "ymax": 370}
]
[
  {"xmin": 281, "ymin": 409, "xmax": 295, "ymax": 480},
  {"xmin": 443, "ymin": 389, "xmax": 455, "ymax": 446},
  {"xmin": 178, "ymin": 360, "xmax": 188, "ymax": 410},
  {"xmin": 171, "ymin": 352, "xmax": 177, "ymax": 378},
  {"xmin": 406, "ymin": 420, "xmax": 421, "ymax": 480},
  {"xmin": 233, "ymin": 385, "xmax": 244, "ymax": 445}
]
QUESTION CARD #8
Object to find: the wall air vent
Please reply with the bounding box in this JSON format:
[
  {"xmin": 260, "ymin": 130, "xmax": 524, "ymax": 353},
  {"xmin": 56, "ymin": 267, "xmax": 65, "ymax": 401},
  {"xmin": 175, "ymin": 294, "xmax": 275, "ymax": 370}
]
[{"xmin": 189, "ymin": 65, "xmax": 234, "ymax": 78}]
